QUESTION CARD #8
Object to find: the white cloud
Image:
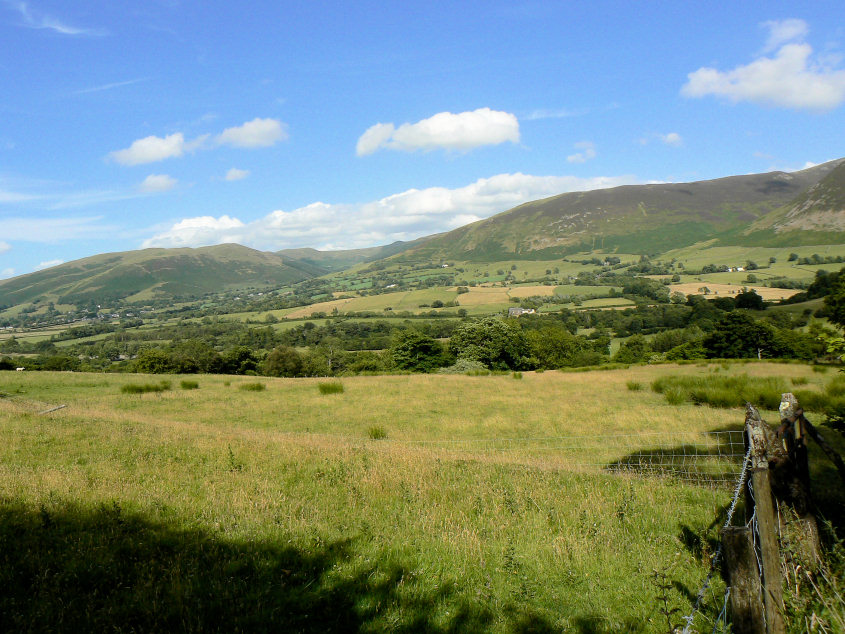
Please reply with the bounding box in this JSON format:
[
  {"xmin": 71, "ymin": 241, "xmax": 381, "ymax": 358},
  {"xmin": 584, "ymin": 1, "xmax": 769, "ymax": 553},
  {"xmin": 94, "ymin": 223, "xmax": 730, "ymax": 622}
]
[
  {"xmin": 216, "ymin": 118, "xmax": 288, "ymax": 148},
  {"xmin": 566, "ymin": 141, "xmax": 596, "ymax": 164},
  {"xmin": 682, "ymin": 21, "xmax": 845, "ymax": 110},
  {"xmin": 139, "ymin": 174, "xmax": 177, "ymax": 193},
  {"xmin": 142, "ymin": 171, "xmax": 636, "ymax": 250},
  {"xmin": 356, "ymin": 108, "xmax": 520, "ymax": 156},
  {"xmin": 0, "ymin": 241, "xmax": 10, "ymax": 254},
  {"xmin": 34, "ymin": 259, "xmax": 64, "ymax": 271},
  {"xmin": 142, "ymin": 215, "xmax": 246, "ymax": 248},
  {"xmin": 0, "ymin": 268, "xmax": 15, "ymax": 279},
  {"xmin": 761, "ymin": 19, "xmax": 808, "ymax": 53},
  {"xmin": 356, "ymin": 123, "xmax": 396, "ymax": 156},
  {"xmin": 225, "ymin": 168, "xmax": 250, "ymax": 181},
  {"xmin": 11, "ymin": 2, "xmax": 106, "ymax": 36},
  {"xmin": 660, "ymin": 132, "xmax": 683, "ymax": 147},
  {"xmin": 109, "ymin": 133, "xmax": 191, "ymax": 166}
]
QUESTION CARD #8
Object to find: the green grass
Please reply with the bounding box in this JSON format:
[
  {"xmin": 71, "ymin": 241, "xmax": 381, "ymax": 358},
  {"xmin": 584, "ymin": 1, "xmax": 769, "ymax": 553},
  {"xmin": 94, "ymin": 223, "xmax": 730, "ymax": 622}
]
[
  {"xmin": 651, "ymin": 373, "xmax": 788, "ymax": 410},
  {"xmin": 180, "ymin": 379, "xmax": 199, "ymax": 390},
  {"xmin": 120, "ymin": 380, "xmax": 171, "ymax": 394},
  {"xmin": 318, "ymin": 381, "xmax": 344, "ymax": 395},
  {"xmin": 0, "ymin": 365, "xmax": 842, "ymax": 631},
  {"xmin": 238, "ymin": 381, "xmax": 266, "ymax": 392}
]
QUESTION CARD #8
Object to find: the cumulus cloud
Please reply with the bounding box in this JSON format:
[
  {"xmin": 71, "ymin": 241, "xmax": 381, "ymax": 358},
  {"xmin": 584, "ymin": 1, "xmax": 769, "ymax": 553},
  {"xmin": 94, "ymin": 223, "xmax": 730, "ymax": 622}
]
[
  {"xmin": 225, "ymin": 168, "xmax": 250, "ymax": 181},
  {"xmin": 34, "ymin": 259, "xmax": 64, "ymax": 271},
  {"xmin": 566, "ymin": 141, "xmax": 596, "ymax": 164},
  {"xmin": 216, "ymin": 118, "xmax": 288, "ymax": 148},
  {"xmin": 110, "ymin": 118, "xmax": 286, "ymax": 166},
  {"xmin": 139, "ymin": 174, "xmax": 178, "ymax": 193},
  {"xmin": 0, "ymin": 241, "xmax": 10, "ymax": 254},
  {"xmin": 142, "ymin": 215, "xmax": 246, "ymax": 248},
  {"xmin": 109, "ymin": 133, "xmax": 192, "ymax": 166},
  {"xmin": 0, "ymin": 268, "xmax": 15, "ymax": 279},
  {"xmin": 356, "ymin": 108, "xmax": 520, "ymax": 156},
  {"xmin": 142, "ymin": 172, "xmax": 636, "ymax": 250},
  {"xmin": 682, "ymin": 20, "xmax": 845, "ymax": 110},
  {"xmin": 761, "ymin": 18, "xmax": 808, "ymax": 52}
]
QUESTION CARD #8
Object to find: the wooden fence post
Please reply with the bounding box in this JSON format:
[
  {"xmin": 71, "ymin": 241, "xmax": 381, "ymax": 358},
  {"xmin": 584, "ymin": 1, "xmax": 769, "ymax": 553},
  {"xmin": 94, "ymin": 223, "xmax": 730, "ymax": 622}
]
[
  {"xmin": 722, "ymin": 526, "xmax": 765, "ymax": 634},
  {"xmin": 745, "ymin": 405, "xmax": 785, "ymax": 634},
  {"xmin": 778, "ymin": 393, "xmax": 821, "ymax": 568}
]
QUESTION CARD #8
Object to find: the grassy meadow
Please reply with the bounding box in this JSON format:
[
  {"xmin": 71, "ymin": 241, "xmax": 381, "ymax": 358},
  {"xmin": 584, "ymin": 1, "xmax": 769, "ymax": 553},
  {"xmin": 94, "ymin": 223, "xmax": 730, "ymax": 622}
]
[{"xmin": 1, "ymin": 363, "xmax": 843, "ymax": 632}]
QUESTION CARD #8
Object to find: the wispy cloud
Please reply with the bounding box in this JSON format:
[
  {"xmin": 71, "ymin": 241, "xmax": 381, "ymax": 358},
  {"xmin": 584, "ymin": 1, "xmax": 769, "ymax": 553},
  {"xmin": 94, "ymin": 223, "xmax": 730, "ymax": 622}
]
[
  {"xmin": 9, "ymin": 1, "xmax": 107, "ymax": 36},
  {"xmin": 1, "ymin": 216, "xmax": 114, "ymax": 241},
  {"xmin": 523, "ymin": 108, "xmax": 583, "ymax": 121},
  {"xmin": 0, "ymin": 241, "xmax": 10, "ymax": 254},
  {"xmin": 225, "ymin": 168, "xmax": 250, "ymax": 181},
  {"xmin": 566, "ymin": 141, "xmax": 596, "ymax": 164},
  {"xmin": 139, "ymin": 174, "xmax": 178, "ymax": 193},
  {"xmin": 34, "ymin": 259, "xmax": 64, "ymax": 271},
  {"xmin": 70, "ymin": 78, "xmax": 150, "ymax": 96}
]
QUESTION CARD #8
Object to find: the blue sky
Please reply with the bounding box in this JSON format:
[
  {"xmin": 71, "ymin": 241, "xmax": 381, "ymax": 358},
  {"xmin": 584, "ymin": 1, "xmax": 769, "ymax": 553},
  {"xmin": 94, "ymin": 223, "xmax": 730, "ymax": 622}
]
[{"xmin": 2, "ymin": 1, "xmax": 844, "ymax": 278}]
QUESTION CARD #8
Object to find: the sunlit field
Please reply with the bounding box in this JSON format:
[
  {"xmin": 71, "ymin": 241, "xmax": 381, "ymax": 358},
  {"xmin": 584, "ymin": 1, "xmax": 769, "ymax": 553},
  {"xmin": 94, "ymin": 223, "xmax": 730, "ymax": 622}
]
[{"xmin": 1, "ymin": 362, "xmax": 841, "ymax": 632}]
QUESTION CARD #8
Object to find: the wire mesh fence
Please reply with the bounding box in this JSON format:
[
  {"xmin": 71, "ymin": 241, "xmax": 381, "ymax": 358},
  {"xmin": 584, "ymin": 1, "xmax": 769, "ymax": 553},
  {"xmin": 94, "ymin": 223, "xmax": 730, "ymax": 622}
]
[
  {"xmin": 390, "ymin": 429, "xmax": 748, "ymax": 486},
  {"xmin": 268, "ymin": 428, "xmax": 748, "ymax": 486}
]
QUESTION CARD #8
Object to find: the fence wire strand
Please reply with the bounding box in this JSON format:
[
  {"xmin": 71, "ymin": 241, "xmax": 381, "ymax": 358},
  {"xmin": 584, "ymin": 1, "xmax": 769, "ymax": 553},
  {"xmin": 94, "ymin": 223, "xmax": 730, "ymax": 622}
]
[{"xmin": 680, "ymin": 444, "xmax": 752, "ymax": 634}]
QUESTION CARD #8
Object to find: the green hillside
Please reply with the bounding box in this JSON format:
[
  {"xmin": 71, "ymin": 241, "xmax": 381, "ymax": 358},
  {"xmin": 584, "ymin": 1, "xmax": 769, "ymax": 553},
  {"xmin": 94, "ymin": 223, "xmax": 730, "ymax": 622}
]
[
  {"xmin": 277, "ymin": 240, "xmax": 422, "ymax": 274},
  {"xmin": 0, "ymin": 244, "xmax": 320, "ymax": 307},
  {"xmin": 394, "ymin": 160, "xmax": 844, "ymax": 261},
  {"xmin": 743, "ymin": 159, "xmax": 845, "ymax": 240}
]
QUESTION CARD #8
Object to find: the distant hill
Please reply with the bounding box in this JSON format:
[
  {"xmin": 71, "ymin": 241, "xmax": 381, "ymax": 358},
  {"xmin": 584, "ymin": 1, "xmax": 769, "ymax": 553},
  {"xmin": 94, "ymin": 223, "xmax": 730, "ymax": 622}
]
[
  {"xmin": 0, "ymin": 244, "xmax": 321, "ymax": 307},
  {"xmin": 393, "ymin": 159, "xmax": 845, "ymax": 261},
  {"xmin": 3, "ymin": 160, "xmax": 844, "ymax": 310},
  {"xmin": 277, "ymin": 240, "xmax": 421, "ymax": 274},
  {"xmin": 742, "ymin": 160, "xmax": 845, "ymax": 244}
]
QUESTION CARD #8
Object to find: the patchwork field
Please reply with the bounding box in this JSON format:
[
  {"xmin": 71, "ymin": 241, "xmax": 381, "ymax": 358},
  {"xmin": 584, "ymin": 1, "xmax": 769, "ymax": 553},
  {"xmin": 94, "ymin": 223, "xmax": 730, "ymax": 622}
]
[
  {"xmin": 1, "ymin": 362, "xmax": 841, "ymax": 631},
  {"xmin": 668, "ymin": 282, "xmax": 803, "ymax": 301}
]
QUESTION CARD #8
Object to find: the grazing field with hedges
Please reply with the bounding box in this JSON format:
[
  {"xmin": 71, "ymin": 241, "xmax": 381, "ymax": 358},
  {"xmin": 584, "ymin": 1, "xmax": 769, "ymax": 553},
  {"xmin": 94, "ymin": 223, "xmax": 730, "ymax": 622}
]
[{"xmin": 1, "ymin": 363, "xmax": 842, "ymax": 631}]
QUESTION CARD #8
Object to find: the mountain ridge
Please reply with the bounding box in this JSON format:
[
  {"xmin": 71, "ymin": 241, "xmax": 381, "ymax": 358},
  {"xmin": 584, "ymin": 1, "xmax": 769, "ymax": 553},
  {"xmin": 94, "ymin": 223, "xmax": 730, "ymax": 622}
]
[{"xmin": 2, "ymin": 159, "xmax": 843, "ymax": 307}]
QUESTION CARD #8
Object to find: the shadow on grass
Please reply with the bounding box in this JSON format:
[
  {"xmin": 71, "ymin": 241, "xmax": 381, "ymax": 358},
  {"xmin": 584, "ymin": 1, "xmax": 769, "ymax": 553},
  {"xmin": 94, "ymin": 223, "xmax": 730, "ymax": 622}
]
[
  {"xmin": 603, "ymin": 424, "xmax": 746, "ymax": 487},
  {"xmin": 0, "ymin": 499, "xmax": 561, "ymax": 633}
]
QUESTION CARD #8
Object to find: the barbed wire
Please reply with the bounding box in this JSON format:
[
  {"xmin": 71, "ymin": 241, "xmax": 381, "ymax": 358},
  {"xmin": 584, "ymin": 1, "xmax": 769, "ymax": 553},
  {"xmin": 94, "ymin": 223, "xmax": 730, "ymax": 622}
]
[{"xmin": 680, "ymin": 443, "xmax": 752, "ymax": 634}]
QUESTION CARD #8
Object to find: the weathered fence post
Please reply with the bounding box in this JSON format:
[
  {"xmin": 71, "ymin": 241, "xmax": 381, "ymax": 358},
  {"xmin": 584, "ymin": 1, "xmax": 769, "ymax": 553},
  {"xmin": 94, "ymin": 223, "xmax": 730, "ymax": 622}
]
[
  {"xmin": 778, "ymin": 393, "xmax": 821, "ymax": 568},
  {"xmin": 745, "ymin": 404, "xmax": 785, "ymax": 634},
  {"xmin": 722, "ymin": 526, "xmax": 765, "ymax": 634}
]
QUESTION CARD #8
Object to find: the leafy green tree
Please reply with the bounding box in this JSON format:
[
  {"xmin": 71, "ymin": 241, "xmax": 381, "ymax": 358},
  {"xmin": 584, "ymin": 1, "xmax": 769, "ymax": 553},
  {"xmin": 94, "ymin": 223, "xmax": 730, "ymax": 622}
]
[
  {"xmin": 263, "ymin": 346, "xmax": 304, "ymax": 377},
  {"xmin": 526, "ymin": 326, "xmax": 592, "ymax": 369},
  {"xmin": 734, "ymin": 289, "xmax": 765, "ymax": 310},
  {"xmin": 221, "ymin": 346, "xmax": 260, "ymax": 375},
  {"xmin": 824, "ymin": 274, "xmax": 845, "ymax": 329},
  {"xmin": 391, "ymin": 330, "xmax": 444, "ymax": 373},
  {"xmin": 703, "ymin": 312, "xmax": 775, "ymax": 359},
  {"xmin": 135, "ymin": 349, "xmax": 176, "ymax": 374},
  {"xmin": 449, "ymin": 317, "xmax": 529, "ymax": 370},
  {"xmin": 613, "ymin": 334, "xmax": 651, "ymax": 363}
]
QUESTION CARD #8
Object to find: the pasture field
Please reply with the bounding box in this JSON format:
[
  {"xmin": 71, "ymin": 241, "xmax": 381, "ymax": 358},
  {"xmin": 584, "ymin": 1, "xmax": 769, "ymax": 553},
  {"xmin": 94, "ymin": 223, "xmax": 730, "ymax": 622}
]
[
  {"xmin": 1, "ymin": 363, "xmax": 842, "ymax": 631},
  {"xmin": 662, "ymin": 242, "xmax": 845, "ymax": 270}
]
